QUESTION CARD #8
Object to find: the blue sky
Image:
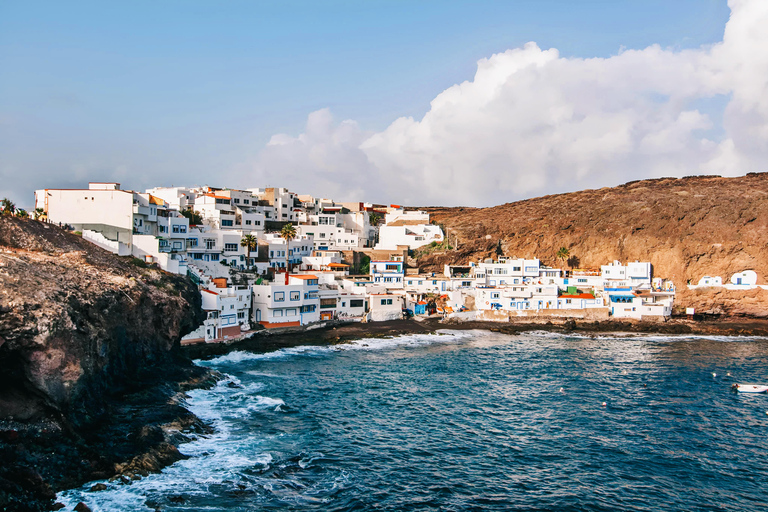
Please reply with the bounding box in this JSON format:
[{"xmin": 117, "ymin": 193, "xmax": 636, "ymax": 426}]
[{"xmin": 0, "ymin": 0, "xmax": 738, "ymax": 206}]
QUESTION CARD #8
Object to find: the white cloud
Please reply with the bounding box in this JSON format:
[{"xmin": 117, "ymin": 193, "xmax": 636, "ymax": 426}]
[
  {"xmin": 250, "ymin": 0, "xmax": 768, "ymax": 206},
  {"xmin": 243, "ymin": 108, "xmax": 377, "ymax": 202}
]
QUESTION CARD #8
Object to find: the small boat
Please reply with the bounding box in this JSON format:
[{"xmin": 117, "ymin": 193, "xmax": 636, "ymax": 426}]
[{"xmin": 732, "ymin": 383, "xmax": 768, "ymax": 393}]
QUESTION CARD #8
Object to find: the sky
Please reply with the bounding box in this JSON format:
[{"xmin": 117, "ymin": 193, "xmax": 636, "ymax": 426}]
[{"xmin": 2, "ymin": 0, "xmax": 765, "ymax": 208}]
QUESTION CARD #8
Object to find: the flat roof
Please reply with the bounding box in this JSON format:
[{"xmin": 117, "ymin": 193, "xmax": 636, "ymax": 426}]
[{"xmin": 290, "ymin": 274, "xmax": 319, "ymax": 280}]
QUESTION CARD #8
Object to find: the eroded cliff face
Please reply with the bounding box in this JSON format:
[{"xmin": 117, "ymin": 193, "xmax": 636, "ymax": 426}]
[
  {"xmin": 416, "ymin": 173, "xmax": 768, "ymax": 316},
  {"xmin": 0, "ymin": 217, "xmax": 208, "ymax": 510}
]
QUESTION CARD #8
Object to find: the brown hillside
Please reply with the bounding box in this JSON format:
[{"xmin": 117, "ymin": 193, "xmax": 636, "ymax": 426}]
[{"xmin": 415, "ymin": 173, "xmax": 768, "ymax": 316}]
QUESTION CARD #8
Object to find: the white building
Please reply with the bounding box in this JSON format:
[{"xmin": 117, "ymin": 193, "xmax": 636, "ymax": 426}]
[
  {"xmin": 601, "ymin": 261, "xmax": 652, "ymax": 288},
  {"xmin": 36, "ymin": 182, "xmax": 193, "ymax": 274},
  {"xmin": 473, "ymin": 257, "xmax": 542, "ymax": 287},
  {"xmin": 375, "ymin": 209, "xmax": 443, "ymax": 250},
  {"xmin": 261, "ymin": 233, "xmax": 314, "ymax": 270},
  {"xmin": 251, "ymin": 274, "xmax": 320, "ymax": 327},
  {"xmin": 369, "ymin": 294, "xmax": 404, "ymax": 322},
  {"xmin": 607, "ymin": 288, "xmax": 673, "ymax": 319},
  {"xmin": 198, "ymin": 278, "xmax": 252, "ymax": 340},
  {"xmin": 371, "ymin": 260, "xmax": 405, "ymax": 289},
  {"xmin": 296, "ymin": 213, "xmax": 362, "ymax": 250}
]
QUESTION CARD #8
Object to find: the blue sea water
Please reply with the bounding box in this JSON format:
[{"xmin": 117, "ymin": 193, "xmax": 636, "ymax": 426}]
[{"xmin": 59, "ymin": 330, "xmax": 768, "ymax": 511}]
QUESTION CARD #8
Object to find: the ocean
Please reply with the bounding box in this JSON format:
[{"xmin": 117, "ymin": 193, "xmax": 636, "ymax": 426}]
[{"xmin": 59, "ymin": 330, "xmax": 768, "ymax": 511}]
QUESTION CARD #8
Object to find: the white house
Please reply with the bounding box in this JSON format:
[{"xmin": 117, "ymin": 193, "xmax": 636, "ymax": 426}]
[
  {"xmin": 375, "ymin": 209, "xmax": 443, "ymax": 250},
  {"xmin": 196, "ymin": 278, "xmax": 252, "ymax": 341},
  {"xmin": 606, "ymin": 288, "xmax": 673, "ymax": 319},
  {"xmin": 371, "ymin": 260, "xmax": 405, "ymax": 289},
  {"xmin": 251, "ymin": 274, "xmax": 320, "ymax": 327},
  {"xmin": 369, "ymin": 294, "xmax": 404, "ymax": 322},
  {"xmin": 730, "ymin": 270, "xmax": 758, "ymax": 287},
  {"xmin": 601, "ymin": 261, "xmax": 652, "ymax": 288}
]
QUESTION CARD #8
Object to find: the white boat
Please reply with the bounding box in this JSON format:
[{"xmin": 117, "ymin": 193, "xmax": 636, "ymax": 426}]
[{"xmin": 732, "ymin": 383, "xmax": 768, "ymax": 393}]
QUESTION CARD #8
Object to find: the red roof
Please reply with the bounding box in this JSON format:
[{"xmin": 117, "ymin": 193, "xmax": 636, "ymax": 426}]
[
  {"xmin": 327, "ymin": 263, "xmax": 349, "ymax": 267},
  {"xmin": 202, "ymin": 289, "xmax": 218, "ymax": 295},
  {"xmin": 290, "ymin": 274, "xmax": 319, "ymax": 280},
  {"xmin": 560, "ymin": 293, "xmax": 595, "ymax": 299}
]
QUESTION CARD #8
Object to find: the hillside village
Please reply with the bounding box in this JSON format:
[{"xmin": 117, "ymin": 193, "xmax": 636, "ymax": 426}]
[{"xmin": 30, "ymin": 181, "xmax": 759, "ymax": 344}]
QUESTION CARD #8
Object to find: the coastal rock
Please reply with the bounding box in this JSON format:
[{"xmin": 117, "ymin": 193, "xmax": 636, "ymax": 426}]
[{"xmin": 0, "ymin": 217, "xmax": 209, "ymax": 511}]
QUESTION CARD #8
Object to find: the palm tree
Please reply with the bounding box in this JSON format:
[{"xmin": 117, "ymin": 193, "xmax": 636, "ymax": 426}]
[
  {"xmin": 240, "ymin": 234, "xmax": 258, "ymax": 269},
  {"xmin": 34, "ymin": 207, "xmax": 45, "ymax": 220},
  {"xmin": 556, "ymin": 247, "xmax": 570, "ymax": 267},
  {"xmin": 15, "ymin": 208, "xmax": 29, "ymax": 219},
  {"xmin": 280, "ymin": 223, "xmax": 297, "ymax": 284},
  {"xmin": 1, "ymin": 198, "xmax": 15, "ymax": 216}
]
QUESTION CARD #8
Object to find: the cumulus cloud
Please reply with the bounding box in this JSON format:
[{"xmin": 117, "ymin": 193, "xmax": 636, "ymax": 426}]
[
  {"xmin": 251, "ymin": 0, "xmax": 768, "ymax": 206},
  {"xmin": 245, "ymin": 108, "xmax": 377, "ymax": 202}
]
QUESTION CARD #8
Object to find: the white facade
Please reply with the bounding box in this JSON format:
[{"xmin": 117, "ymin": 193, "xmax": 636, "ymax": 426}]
[
  {"xmin": 601, "ymin": 261, "xmax": 652, "ymax": 287},
  {"xmin": 369, "ymin": 294, "xmax": 404, "ymax": 322},
  {"xmin": 251, "ymin": 275, "xmax": 320, "ymax": 326},
  {"xmin": 371, "ymin": 260, "xmax": 405, "ymax": 289},
  {"xmin": 473, "ymin": 258, "xmax": 541, "ymax": 287},
  {"xmin": 262, "ymin": 233, "xmax": 314, "ymax": 270}
]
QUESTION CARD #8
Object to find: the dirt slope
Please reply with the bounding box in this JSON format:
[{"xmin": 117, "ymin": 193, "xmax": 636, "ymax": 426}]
[{"xmin": 415, "ymin": 173, "xmax": 768, "ymax": 316}]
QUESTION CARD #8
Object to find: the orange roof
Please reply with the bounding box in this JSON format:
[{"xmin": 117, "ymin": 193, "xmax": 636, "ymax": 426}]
[
  {"xmin": 328, "ymin": 263, "xmax": 349, "ymax": 267},
  {"xmin": 290, "ymin": 274, "xmax": 319, "ymax": 280},
  {"xmin": 148, "ymin": 194, "xmax": 165, "ymax": 205},
  {"xmin": 560, "ymin": 293, "xmax": 595, "ymax": 299},
  {"xmin": 204, "ymin": 193, "xmax": 231, "ymax": 200},
  {"xmin": 417, "ymin": 301, "xmax": 427, "ymax": 305}
]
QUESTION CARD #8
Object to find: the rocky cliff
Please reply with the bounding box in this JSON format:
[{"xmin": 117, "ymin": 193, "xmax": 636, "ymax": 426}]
[
  {"xmin": 0, "ymin": 217, "xmax": 209, "ymax": 511},
  {"xmin": 415, "ymin": 173, "xmax": 768, "ymax": 316}
]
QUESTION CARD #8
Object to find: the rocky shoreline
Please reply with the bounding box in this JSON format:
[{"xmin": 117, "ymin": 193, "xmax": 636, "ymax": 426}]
[{"xmin": 182, "ymin": 315, "xmax": 768, "ymax": 361}]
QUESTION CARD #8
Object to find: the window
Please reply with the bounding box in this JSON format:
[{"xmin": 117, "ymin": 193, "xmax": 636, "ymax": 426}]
[
  {"xmin": 286, "ymin": 308, "xmax": 297, "ymax": 316},
  {"xmin": 210, "ymin": 254, "xmax": 219, "ymax": 261},
  {"xmin": 300, "ymin": 305, "xmax": 316, "ymax": 313},
  {"xmin": 187, "ymin": 238, "xmax": 198, "ymax": 247},
  {"xmin": 222, "ymin": 219, "xmax": 234, "ymax": 227},
  {"xmin": 350, "ymin": 299, "xmax": 364, "ymax": 308},
  {"xmin": 237, "ymin": 312, "xmax": 245, "ymax": 319},
  {"xmin": 254, "ymin": 220, "xmax": 261, "ymax": 226},
  {"xmin": 193, "ymin": 253, "xmax": 203, "ymax": 260},
  {"xmin": 245, "ymin": 220, "xmax": 252, "ymax": 225},
  {"xmin": 386, "ymin": 264, "xmax": 399, "ymax": 271},
  {"xmin": 205, "ymin": 239, "xmax": 216, "ymax": 250},
  {"xmin": 224, "ymin": 243, "xmax": 238, "ymax": 252},
  {"xmin": 172, "ymin": 225, "xmax": 187, "ymax": 233},
  {"xmin": 159, "ymin": 225, "xmax": 167, "ymax": 233},
  {"xmin": 320, "ymin": 298, "xmax": 336, "ymax": 309},
  {"xmin": 578, "ymin": 278, "xmax": 587, "ymax": 283},
  {"xmin": 215, "ymin": 198, "xmax": 229, "ymax": 205},
  {"xmin": 244, "ymin": 199, "xmax": 249, "ymax": 204},
  {"xmin": 513, "ymin": 266, "xmax": 521, "ymax": 272},
  {"xmin": 566, "ymin": 299, "xmax": 572, "ymax": 304},
  {"xmin": 274, "ymin": 309, "xmax": 283, "ymax": 317},
  {"xmin": 380, "ymin": 298, "xmax": 393, "ymax": 305},
  {"xmin": 290, "ymin": 291, "xmax": 300, "ymax": 301},
  {"xmin": 274, "ymin": 292, "xmax": 285, "ymax": 302},
  {"xmin": 234, "ymin": 198, "xmax": 240, "ymax": 204},
  {"xmin": 172, "ymin": 241, "xmax": 182, "ymax": 250},
  {"xmin": 491, "ymin": 292, "xmax": 500, "ymax": 299}
]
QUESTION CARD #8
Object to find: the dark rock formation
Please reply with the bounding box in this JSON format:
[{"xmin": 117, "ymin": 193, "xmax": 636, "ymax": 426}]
[{"xmin": 0, "ymin": 217, "xmax": 212, "ymax": 511}]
